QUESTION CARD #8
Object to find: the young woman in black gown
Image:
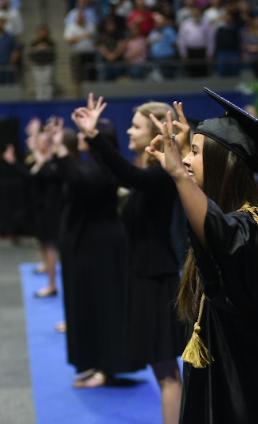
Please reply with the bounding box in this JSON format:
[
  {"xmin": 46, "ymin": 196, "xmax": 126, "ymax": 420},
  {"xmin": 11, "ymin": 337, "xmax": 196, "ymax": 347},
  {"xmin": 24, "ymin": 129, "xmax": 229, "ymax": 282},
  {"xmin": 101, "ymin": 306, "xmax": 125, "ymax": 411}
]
[
  {"xmin": 54, "ymin": 121, "xmax": 129, "ymax": 388},
  {"xmin": 72, "ymin": 94, "xmax": 188, "ymax": 424},
  {"xmin": 146, "ymin": 88, "xmax": 258, "ymax": 424}
]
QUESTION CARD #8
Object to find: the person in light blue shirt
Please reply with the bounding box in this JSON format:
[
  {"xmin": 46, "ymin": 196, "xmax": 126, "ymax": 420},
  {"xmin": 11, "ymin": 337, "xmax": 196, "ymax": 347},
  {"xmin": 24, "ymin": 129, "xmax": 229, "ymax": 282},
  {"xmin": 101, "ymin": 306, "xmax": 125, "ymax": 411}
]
[
  {"xmin": 64, "ymin": 0, "xmax": 98, "ymax": 27},
  {"xmin": 148, "ymin": 11, "xmax": 177, "ymax": 78}
]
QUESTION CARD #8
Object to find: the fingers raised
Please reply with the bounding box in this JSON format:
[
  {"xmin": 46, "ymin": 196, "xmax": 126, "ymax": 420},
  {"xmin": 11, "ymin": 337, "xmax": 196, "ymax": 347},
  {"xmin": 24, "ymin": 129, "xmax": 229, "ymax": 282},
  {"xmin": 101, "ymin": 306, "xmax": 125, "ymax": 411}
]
[{"xmin": 173, "ymin": 101, "xmax": 188, "ymax": 125}]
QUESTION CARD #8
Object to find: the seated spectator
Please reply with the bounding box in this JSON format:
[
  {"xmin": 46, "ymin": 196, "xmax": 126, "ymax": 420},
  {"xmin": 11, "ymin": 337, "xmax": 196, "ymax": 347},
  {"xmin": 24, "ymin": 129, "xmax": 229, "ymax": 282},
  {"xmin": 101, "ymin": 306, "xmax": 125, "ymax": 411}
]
[
  {"xmin": 28, "ymin": 25, "xmax": 56, "ymax": 100},
  {"xmin": 177, "ymin": 6, "xmax": 214, "ymax": 77},
  {"xmin": 241, "ymin": 13, "xmax": 258, "ymax": 77},
  {"xmin": 0, "ymin": 11, "xmax": 22, "ymax": 83},
  {"xmin": 148, "ymin": 11, "xmax": 177, "ymax": 79},
  {"xmin": 123, "ymin": 21, "xmax": 148, "ymax": 79},
  {"xmin": 64, "ymin": 7, "xmax": 96, "ymax": 95},
  {"xmin": 0, "ymin": 0, "xmax": 23, "ymax": 36},
  {"xmin": 127, "ymin": 0, "xmax": 154, "ymax": 37},
  {"xmin": 97, "ymin": 16, "xmax": 126, "ymax": 80},
  {"xmin": 214, "ymin": 10, "xmax": 241, "ymax": 76}
]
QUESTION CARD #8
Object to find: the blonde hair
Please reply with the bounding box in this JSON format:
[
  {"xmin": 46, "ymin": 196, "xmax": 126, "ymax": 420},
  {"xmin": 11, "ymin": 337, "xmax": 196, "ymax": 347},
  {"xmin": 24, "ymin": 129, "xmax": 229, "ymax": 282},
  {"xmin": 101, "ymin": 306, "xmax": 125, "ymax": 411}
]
[
  {"xmin": 136, "ymin": 101, "xmax": 175, "ymax": 140},
  {"xmin": 135, "ymin": 102, "xmax": 175, "ymax": 165}
]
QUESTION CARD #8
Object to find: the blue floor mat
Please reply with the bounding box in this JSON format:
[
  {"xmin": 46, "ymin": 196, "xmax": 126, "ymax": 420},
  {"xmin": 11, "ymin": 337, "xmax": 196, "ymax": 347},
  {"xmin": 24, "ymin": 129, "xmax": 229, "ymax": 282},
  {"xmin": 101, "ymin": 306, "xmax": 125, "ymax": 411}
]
[{"xmin": 20, "ymin": 263, "xmax": 163, "ymax": 424}]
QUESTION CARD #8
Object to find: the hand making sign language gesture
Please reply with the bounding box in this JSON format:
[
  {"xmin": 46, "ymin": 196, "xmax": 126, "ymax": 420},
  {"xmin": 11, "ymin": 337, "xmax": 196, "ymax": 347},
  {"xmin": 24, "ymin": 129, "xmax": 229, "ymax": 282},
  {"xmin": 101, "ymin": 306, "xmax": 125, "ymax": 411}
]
[
  {"xmin": 72, "ymin": 92, "xmax": 107, "ymax": 137},
  {"xmin": 146, "ymin": 100, "xmax": 208, "ymax": 245},
  {"xmin": 145, "ymin": 101, "xmax": 191, "ymax": 181}
]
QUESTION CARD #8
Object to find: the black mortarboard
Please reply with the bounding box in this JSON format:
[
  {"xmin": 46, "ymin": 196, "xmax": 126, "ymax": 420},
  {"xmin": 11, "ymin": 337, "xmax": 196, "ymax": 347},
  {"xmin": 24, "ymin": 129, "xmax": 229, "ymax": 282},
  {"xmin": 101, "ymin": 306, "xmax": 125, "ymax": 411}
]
[{"xmin": 195, "ymin": 87, "xmax": 258, "ymax": 171}]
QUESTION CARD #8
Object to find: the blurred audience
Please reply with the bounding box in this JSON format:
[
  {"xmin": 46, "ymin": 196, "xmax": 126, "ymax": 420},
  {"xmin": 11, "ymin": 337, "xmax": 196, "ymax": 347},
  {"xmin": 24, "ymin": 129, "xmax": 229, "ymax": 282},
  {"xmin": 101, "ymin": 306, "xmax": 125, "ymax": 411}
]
[
  {"xmin": 177, "ymin": 6, "xmax": 214, "ymax": 77},
  {"xmin": 64, "ymin": 0, "xmax": 98, "ymax": 27},
  {"xmin": 241, "ymin": 12, "xmax": 258, "ymax": 77},
  {"xmin": 123, "ymin": 21, "xmax": 148, "ymax": 79},
  {"xmin": 148, "ymin": 11, "xmax": 177, "ymax": 79},
  {"xmin": 64, "ymin": 4, "xmax": 97, "ymax": 94},
  {"xmin": 28, "ymin": 25, "xmax": 56, "ymax": 100},
  {"xmin": 127, "ymin": 0, "xmax": 154, "ymax": 36},
  {"xmin": 97, "ymin": 15, "xmax": 125, "ymax": 80},
  {"xmin": 214, "ymin": 9, "xmax": 241, "ymax": 76},
  {"xmin": 0, "ymin": 10, "xmax": 22, "ymax": 83},
  {"xmin": 0, "ymin": 0, "xmax": 23, "ymax": 36}
]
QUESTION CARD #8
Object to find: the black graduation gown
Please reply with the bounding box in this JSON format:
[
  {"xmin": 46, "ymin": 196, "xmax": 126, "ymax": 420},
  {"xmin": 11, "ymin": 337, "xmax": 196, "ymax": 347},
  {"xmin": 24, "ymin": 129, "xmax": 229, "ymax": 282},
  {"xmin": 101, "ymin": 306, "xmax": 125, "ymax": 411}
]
[
  {"xmin": 0, "ymin": 159, "xmax": 31, "ymax": 236},
  {"xmin": 57, "ymin": 153, "xmax": 128, "ymax": 374},
  {"xmin": 180, "ymin": 199, "xmax": 258, "ymax": 424},
  {"xmin": 32, "ymin": 157, "xmax": 63, "ymax": 245},
  {"xmin": 89, "ymin": 135, "xmax": 186, "ymax": 365}
]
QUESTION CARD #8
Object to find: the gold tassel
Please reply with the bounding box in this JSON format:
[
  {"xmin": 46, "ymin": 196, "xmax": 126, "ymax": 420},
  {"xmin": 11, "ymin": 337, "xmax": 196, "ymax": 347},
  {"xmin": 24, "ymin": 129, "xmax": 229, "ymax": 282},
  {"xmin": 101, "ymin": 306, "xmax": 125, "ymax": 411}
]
[
  {"xmin": 182, "ymin": 294, "xmax": 214, "ymax": 368},
  {"xmin": 238, "ymin": 202, "xmax": 258, "ymax": 225}
]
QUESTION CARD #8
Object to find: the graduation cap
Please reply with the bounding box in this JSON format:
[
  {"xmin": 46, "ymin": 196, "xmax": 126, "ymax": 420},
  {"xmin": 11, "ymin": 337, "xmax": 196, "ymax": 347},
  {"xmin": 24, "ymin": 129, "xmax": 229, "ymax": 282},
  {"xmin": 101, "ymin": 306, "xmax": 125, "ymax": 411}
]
[{"xmin": 195, "ymin": 87, "xmax": 258, "ymax": 171}]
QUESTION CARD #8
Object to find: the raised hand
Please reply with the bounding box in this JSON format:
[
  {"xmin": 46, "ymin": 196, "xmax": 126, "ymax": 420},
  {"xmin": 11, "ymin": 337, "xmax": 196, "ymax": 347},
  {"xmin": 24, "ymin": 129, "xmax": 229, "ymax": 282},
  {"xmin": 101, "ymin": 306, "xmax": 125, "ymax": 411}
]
[
  {"xmin": 146, "ymin": 118, "xmax": 187, "ymax": 181},
  {"xmin": 72, "ymin": 92, "xmax": 107, "ymax": 136},
  {"xmin": 172, "ymin": 101, "xmax": 191, "ymax": 157},
  {"xmin": 2, "ymin": 144, "xmax": 16, "ymax": 164}
]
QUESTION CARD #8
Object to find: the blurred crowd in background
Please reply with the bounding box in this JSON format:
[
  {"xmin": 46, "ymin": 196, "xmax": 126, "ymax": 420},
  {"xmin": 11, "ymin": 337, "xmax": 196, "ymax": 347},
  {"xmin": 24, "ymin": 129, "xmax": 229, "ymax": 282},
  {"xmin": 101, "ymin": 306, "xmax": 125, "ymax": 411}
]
[{"xmin": 1, "ymin": 0, "xmax": 258, "ymax": 99}]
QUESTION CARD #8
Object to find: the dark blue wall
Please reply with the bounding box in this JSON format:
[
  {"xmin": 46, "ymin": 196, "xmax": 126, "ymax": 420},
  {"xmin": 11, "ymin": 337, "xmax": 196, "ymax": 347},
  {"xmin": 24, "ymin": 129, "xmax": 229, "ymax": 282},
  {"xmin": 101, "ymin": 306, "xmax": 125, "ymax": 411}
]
[{"xmin": 0, "ymin": 91, "xmax": 254, "ymax": 159}]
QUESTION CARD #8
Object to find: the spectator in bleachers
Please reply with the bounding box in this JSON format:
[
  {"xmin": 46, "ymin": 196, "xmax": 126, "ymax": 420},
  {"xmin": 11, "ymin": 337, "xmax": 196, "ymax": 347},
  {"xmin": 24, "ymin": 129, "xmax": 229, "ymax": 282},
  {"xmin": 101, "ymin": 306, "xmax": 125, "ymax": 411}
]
[
  {"xmin": 0, "ymin": 0, "xmax": 23, "ymax": 36},
  {"xmin": 226, "ymin": 0, "xmax": 251, "ymax": 29},
  {"xmin": 28, "ymin": 25, "xmax": 56, "ymax": 100},
  {"xmin": 0, "ymin": 11, "xmax": 22, "ymax": 83},
  {"xmin": 241, "ymin": 12, "xmax": 258, "ymax": 77},
  {"xmin": 104, "ymin": 4, "xmax": 127, "ymax": 37},
  {"xmin": 195, "ymin": 0, "xmax": 211, "ymax": 8},
  {"xmin": 177, "ymin": 6, "xmax": 214, "ymax": 77},
  {"xmin": 123, "ymin": 21, "xmax": 148, "ymax": 79},
  {"xmin": 64, "ymin": 0, "xmax": 98, "ymax": 27},
  {"xmin": 158, "ymin": 0, "xmax": 175, "ymax": 25},
  {"xmin": 238, "ymin": 0, "xmax": 253, "ymax": 27},
  {"xmin": 11, "ymin": 0, "xmax": 21, "ymax": 8},
  {"xmin": 176, "ymin": 0, "xmax": 196, "ymax": 26},
  {"xmin": 97, "ymin": 15, "xmax": 126, "ymax": 80},
  {"xmin": 127, "ymin": 0, "xmax": 154, "ymax": 37},
  {"xmin": 214, "ymin": 9, "xmax": 241, "ymax": 76},
  {"xmin": 113, "ymin": 0, "xmax": 133, "ymax": 19},
  {"xmin": 64, "ymin": 6, "xmax": 97, "ymax": 95},
  {"xmin": 202, "ymin": 0, "xmax": 225, "ymax": 29},
  {"xmin": 148, "ymin": 11, "xmax": 177, "ymax": 79}
]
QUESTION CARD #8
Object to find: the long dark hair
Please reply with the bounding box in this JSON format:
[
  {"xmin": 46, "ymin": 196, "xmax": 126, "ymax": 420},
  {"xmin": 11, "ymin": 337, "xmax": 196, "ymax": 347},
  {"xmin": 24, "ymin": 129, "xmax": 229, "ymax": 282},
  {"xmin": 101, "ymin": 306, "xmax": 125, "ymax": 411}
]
[{"xmin": 178, "ymin": 136, "xmax": 258, "ymax": 321}]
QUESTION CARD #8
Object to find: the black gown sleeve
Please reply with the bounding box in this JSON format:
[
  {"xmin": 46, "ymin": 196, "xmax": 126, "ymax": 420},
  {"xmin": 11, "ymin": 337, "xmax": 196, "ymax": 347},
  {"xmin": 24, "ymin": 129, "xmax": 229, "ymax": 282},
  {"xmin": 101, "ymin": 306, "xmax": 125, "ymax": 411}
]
[
  {"xmin": 204, "ymin": 199, "xmax": 255, "ymax": 259},
  {"xmin": 88, "ymin": 134, "xmax": 172, "ymax": 190},
  {"xmin": 56, "ymin": 155, "xmax": 116, "ymax": 194},
  {"xmin": 192, "ymin": 199, "xmax": 258, "ymax": 308}
]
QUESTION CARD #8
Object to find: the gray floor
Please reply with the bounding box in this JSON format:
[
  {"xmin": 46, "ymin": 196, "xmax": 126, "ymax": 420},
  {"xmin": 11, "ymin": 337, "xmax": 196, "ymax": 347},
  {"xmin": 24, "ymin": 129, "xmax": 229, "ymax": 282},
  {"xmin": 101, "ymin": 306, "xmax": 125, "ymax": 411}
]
[{"xmin": 0, "ymin": 239, "xmax": 40, "ymax": 424}]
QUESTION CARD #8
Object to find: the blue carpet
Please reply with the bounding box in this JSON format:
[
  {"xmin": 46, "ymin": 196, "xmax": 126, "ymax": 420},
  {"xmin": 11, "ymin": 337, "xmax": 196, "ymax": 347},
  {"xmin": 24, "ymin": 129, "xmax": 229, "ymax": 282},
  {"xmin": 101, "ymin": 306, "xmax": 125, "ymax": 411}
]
[{"xmin": 20, "ymin": 263, "xmax": 163, "ymax": 424}]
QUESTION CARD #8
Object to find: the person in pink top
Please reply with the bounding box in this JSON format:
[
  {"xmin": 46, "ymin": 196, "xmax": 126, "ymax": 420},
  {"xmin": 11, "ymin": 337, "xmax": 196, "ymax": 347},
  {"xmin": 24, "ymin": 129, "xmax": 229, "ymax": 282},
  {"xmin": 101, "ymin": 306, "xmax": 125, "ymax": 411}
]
[{"xmin": 124, "ymin": 21, "xmax": 148, "ymax": 78}]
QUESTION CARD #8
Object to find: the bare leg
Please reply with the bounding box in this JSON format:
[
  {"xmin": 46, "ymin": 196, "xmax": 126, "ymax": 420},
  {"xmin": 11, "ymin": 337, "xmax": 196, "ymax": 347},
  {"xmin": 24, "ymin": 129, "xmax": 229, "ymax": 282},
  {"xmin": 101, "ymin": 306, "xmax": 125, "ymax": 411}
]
[
  {"xmin": 37, "ymin": 243, "xmax": 47, "ymax": 272},
  {"xmin": 44, "ymin": 245, "xmax": 58, "ymax": 291},
  {"xmin": 35, "ymin": 244, "xmax": 58, "ymax": 297},
  {"xmin": 152, "ymin": 360, "xmax": 182, "ymax": 424}
]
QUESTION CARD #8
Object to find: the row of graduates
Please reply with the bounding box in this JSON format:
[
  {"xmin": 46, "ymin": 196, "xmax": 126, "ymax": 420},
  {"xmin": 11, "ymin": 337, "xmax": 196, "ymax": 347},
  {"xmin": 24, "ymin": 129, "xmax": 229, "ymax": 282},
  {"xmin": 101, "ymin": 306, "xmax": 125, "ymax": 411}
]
[
  {"xmin": 0, "ymin": 99, "xmax": 189, "ymax": 423},
  {"xmin": 2, "ymin": 87, "xmax": 258, "ymax": 423}
]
